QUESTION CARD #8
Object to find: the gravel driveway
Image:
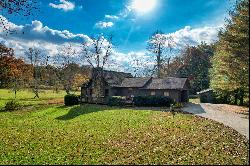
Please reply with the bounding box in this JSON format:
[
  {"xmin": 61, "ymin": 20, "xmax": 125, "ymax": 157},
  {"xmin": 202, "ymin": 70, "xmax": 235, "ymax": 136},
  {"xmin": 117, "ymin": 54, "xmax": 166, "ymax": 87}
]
[{"xmin": 182, "ymin": 103, "xmax": 249, "ymax": 139}]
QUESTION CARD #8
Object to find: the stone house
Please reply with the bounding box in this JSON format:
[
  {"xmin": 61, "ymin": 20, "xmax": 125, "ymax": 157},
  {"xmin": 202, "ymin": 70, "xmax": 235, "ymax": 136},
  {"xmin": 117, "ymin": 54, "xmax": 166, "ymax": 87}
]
[{"xmin": 81, "ymin": 69, "xmax": 190, "ymax": 104}]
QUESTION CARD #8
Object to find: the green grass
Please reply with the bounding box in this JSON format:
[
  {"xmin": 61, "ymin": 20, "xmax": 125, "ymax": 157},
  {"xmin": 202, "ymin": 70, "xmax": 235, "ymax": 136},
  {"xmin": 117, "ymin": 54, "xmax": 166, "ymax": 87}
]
[
  {"xmin": 0, "ymin": 104, "xmax": 248, "ymax": 165},
  {"xmin": 189, "ymin": 98, "xmax": 200, "ymax": 104},
  {"xmin": 0, "ymin": 89, "xmax": 75, "ymax": 108}
]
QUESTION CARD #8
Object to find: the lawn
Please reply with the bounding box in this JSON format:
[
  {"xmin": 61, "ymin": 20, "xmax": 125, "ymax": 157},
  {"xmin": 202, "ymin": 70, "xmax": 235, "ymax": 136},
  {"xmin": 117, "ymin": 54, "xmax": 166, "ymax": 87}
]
[
  {"xmin": 0, "ymin": 89, "xmax": 80, "ymax": 108},
  {"xmin": 0, "ymin": 104, "xmax": 249, "ymax": 165}
]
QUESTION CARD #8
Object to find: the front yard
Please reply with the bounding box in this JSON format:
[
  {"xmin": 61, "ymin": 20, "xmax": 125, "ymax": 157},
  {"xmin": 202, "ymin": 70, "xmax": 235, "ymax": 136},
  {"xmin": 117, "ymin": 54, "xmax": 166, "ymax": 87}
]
[{"xmin": 0, "ymin": 104, "xmax": 249, "ymax": 165}]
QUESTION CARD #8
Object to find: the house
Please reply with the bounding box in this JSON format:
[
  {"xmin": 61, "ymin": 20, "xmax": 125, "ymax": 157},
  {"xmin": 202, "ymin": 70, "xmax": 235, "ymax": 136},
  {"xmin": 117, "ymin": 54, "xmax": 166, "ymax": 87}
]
[{"xmin": 81, "ymin": 69, "xmax": 190, "ymax": 104}]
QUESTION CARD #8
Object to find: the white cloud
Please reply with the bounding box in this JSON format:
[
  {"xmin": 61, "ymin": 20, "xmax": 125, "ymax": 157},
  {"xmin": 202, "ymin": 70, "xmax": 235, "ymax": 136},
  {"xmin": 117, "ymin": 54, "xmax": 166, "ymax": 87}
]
[
  {"xmin": 164, "ymin": 26, "xmax": 221, "ymax": 48},
  {"xmin": 105, "ymin": 15, "xmax": 119, "ymax": 20},
  {"xmin": 0, "ymin": 15, "xmax": 90, "ymax": 61},
  {"xmin": 49, "ymin": 0, "xmax": 75, "ymax": 11},
  {"xmin": 0, "ymin": 15, "xmax": 90, "ymax": 44},
  {"xmin": 108, "ymin": 51, "xmax": 155, "ymax": 75},
  {"xmin": 95, "ymin": 21, "xmax": 114, "ymax": 29}
]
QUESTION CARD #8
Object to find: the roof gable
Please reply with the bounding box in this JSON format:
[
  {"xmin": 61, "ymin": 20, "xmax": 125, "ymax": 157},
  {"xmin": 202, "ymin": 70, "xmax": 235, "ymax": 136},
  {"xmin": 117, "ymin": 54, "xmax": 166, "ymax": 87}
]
[
  {"xmin": 143, "ymin": 77, "xmax": 188, "ymax": 90},
  {"xmin": 117, "ymin": 77, "xmax": 151, "ymax": 88}
]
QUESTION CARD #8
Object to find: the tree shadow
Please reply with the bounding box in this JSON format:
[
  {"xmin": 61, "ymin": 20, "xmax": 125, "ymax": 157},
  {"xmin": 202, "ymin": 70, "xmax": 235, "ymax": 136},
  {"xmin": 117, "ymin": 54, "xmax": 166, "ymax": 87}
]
[
  {"xmin": 56, "ymin": 104, "xmax": 110, "ymax": 121},
  {"xmin": 182, "ymin": 102, "xmax": 206, "ymax": 114}
]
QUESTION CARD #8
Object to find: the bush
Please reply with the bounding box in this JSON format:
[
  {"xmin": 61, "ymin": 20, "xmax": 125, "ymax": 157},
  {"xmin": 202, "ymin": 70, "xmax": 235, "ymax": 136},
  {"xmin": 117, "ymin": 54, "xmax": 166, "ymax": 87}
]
[
  {"xmin": 107, "ymin": 96, "xmax": 126, "ymax": 106},
  {"xmin": 4, "ymin": 100, "xmax": 21, "ymax": 112},
  {"xmin": 173, "ymin": 102, "xmax": 183, "ymax": 108},
  {"xmin": 133, "ymin": 96, "xmax": 174, "ymax": 107},
  {"xmin": 64, "ymin": 94, "xmax": 79, "ymax": 106},
  {"xmin": 189, "ymin": 95, "xmax": 198, "ymax": 99}
]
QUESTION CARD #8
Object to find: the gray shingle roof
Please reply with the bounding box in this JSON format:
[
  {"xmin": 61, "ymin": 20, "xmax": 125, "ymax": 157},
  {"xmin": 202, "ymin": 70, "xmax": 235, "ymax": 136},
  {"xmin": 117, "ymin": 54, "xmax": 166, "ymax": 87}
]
[
  {"xmin": 142, "ymin": 77, "xmax": 188, "ymax": 90},
  {"xmin": 103, "ymin": 70, "xmax": 133, "ymax": 86},
  {"xmin": 113, "ymin": 77, "xmax": 151, "ymax": 88}
]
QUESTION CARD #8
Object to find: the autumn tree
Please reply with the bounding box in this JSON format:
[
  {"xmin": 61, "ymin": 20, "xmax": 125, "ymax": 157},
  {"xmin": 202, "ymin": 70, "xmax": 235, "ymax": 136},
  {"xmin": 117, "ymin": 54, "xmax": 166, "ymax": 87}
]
[
  {"xmin": 210, "ymin": 0, "xmax": 249, "ymax": 106},
  {"xmin": 0, "ymin": 45, "xmax": 33, "ymax": 97},
  {"xmin": 147, "ymin": 30, "xmax": 175, "ymax": 78},
  {"xmin": 164, "ymin": 42, "xmax": 214, "ymax": 94}
]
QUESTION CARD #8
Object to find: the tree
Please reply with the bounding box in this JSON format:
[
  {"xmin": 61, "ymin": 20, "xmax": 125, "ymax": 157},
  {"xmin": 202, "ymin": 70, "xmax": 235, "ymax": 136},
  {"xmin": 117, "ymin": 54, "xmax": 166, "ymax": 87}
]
[
  {"xmin": 53, "ymin": 44, "xmax": 79, "ymax": 94},
  {"xmin": 168, "ymin": 42, "xmax": 214, "ymax": 94},
  {"xmin": 81, "ymin": 34, "xmax": 113, "ymax": 100},
  {"xmin": 147, "ymin": 30, "xmax": 175, "ymax": 78},
  {"xmin": 0, "ymin": 0, "xmax": 39, "ymax": 34},
  {"xmin": 210, "ymin": 0, "xmax": 249, "ymax": 106},
  {"xmin": 126, "ymin": 53, "xmax": 155, "ymax": 77},
  {"xmin": 25, "ymin": 47, "xmax": 45, "ymax": 98},
  {"xmin": 0, "ymin": 45, "xmax": 33, "ymax": 97},
  {"xmin": 0, "ymin": 43, "xmax": 14, "ymax": 58}
]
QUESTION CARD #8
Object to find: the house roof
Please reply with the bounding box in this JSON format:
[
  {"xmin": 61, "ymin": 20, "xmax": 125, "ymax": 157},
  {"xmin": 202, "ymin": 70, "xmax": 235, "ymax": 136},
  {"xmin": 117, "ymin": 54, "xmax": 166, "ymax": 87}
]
[
  {"xmin": 82, "ymin": 68, "xmax": 189, "ymax": 90},
  {"xmin": 103, "ymin": 70, "xmax": 133, "ymax": 86},
  {"xmin": 114, "ymin": 77, "xmax": 151, "ymax": 88},
  {"xmin": 142, "ymin": 77, "xmax": 188, "ymax": 90}
]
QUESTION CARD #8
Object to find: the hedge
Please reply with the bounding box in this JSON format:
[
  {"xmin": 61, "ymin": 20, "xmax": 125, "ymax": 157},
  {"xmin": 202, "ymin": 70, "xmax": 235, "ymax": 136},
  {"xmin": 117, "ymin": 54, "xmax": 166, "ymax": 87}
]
[
  {"xmin": 133, "ymin": 96, "xmax": 174, "ymax": 107},
  {"xmin": 64, "ymin": 94, "xmax": 79, "ymax": 106},
  {"xmin": 107, "ymin": 96, "xmax": 127, "ymax": 106}
]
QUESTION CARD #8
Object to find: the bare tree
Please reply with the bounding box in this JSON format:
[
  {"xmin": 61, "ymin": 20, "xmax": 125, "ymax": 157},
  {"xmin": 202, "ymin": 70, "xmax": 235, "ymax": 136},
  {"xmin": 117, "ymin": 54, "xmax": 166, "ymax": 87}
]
[
  {"xmin": 81, "ymin": 34, "xmax": 113, "ymax": 101},
  {"xmin": 53, "ymin": 43, "xmax": 79, "ymax": 94},
  {"xmin": 147, "ymin": 30, "xmax": 175, "ymax": 78},
  {"xmin": 127, "ymin": 53, "xmax": 155, "ymax": 77},
  {"xmin": 25, "ymin": 47, "xmax": 45, "ymax": 98},
  {"xmin": 0, "ymin": 0, "xmax": 39, "ymax": 34},
  {"xmin": 81, "ymin": 34, "xmax": 113, "ymax": 69}
]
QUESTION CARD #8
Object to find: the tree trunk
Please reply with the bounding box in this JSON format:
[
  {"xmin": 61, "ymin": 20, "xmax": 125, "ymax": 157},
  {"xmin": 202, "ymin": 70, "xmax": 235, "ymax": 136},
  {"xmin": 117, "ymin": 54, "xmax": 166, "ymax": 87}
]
[
  {"xmin": 234, "ymin": 90, "xmax": 238, "ymax": 105},
  {"xmin": 239, "ymin": 89, "xmax": 244, "ymax": 106},
  {"xmin": 157, "ymin": 45, "xmax": 161, "ymax": 78}
]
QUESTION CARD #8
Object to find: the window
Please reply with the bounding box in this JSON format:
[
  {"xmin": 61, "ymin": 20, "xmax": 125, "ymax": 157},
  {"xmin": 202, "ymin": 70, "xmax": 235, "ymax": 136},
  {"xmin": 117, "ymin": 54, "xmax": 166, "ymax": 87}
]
[
  {"xmin": 105, "ymin": 89, "xmax": 109, "ymax": 97},
  {"xmin": 164, "ymin": 91, "xmax": 169, "ymax": 96},
  {"xmin": 128, "ymin": 88, "xmax": 133, "ymax": 91},
  {"xmin": 151, "ymin": 91, "xmax": 156, "ymax": 96}
]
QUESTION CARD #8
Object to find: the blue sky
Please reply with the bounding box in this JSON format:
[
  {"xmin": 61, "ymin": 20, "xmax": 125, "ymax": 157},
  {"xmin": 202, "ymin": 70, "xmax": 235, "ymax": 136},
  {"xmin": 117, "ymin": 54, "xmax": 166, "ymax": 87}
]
[{"xmin": 0, "ymin": 0, "xmax": 232, "ymax": 71}]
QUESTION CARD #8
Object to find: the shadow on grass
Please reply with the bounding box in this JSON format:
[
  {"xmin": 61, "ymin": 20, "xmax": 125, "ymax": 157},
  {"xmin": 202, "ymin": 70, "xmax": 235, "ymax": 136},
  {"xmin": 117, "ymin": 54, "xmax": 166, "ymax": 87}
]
[
  {"xmin": 182, "ymin": 102, "xmax": 206, "ymax": 114},
  {"xmin": 56, "ymin": 104, "xmax": 110, "ymax": 121}
]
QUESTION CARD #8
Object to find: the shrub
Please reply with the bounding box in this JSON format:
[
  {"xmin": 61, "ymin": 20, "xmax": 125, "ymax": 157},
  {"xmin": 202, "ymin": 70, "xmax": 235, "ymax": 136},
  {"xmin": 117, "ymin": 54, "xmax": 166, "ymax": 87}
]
[
  {"xmin": 189, "ymin": 95, "xmax": 198, "ymax": 99},
  {"xmin": 173, "ymin": 102, "xmax": 183, "ymax": 108},
  {"xmin": 107, "ymin": 96, "xmax": 126, "ymax": 106},
  {"xmin": 133, "ymin": 96, "xmax": 174, "ymax": 107},
  {"xmin": 4, "ymin": 100, "xmax": 21, "ymax": 112},
  {"xmin": 64, "ymin": 94, "xmax": 79, "ymax": 106}
]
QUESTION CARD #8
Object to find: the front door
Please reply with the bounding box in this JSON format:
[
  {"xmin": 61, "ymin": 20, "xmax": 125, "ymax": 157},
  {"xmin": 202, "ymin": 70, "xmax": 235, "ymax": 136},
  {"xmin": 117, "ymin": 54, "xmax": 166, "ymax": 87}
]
[{"xmin": 181, "ymin": 90, "xmax": 188, "ymax": 102}]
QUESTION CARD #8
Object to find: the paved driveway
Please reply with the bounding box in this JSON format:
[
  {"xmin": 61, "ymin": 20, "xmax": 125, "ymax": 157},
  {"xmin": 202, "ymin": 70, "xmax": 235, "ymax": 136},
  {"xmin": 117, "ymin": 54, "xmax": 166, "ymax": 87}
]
[{"xmin": 182, "ymin": 103, "xmax": 249, "ymax": 139}]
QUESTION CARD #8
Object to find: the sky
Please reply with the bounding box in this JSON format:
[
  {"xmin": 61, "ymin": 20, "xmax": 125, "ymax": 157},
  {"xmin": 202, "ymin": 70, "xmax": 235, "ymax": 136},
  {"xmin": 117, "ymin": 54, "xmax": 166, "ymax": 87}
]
[{"xmin": 0, "ymin": 0, "xmax": 233, "ymax": 72}]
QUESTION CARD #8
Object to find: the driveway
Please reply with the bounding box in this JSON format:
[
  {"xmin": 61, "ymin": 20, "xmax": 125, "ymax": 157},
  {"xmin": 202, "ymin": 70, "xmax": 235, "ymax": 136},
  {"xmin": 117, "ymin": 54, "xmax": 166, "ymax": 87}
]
[{"xmin": 182, "ymin": 103, "xmax": 249, "ymax": 139}]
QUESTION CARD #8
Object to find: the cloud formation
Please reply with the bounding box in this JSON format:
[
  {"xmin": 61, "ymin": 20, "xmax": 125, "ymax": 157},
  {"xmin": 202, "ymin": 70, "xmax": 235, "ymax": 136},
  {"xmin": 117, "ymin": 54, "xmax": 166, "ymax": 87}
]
[
  {"xmin": 105, "ymin": 15, "xmax": 119, "ymax": 20},
  {"xmin": 165, "ymin": 26, "xmax": 221, "ymax": 48},
  {"xmin": 49, "ymin": 0, "xmax": 75, "ymax": 11},
  {"xmin": 0, "ymin": 16, "xmax": 90, "ymax": 44},
  {"xmin": 95, "ymin": 21, "xmax": 114, "ymax": 29},
  {"xmin": 0, "ymin": 15, "xmax": 89, "ymax": 59},
  {"xmin": 0, "ymin": 15, "xmax": 221, "ymax": 73}
]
